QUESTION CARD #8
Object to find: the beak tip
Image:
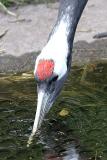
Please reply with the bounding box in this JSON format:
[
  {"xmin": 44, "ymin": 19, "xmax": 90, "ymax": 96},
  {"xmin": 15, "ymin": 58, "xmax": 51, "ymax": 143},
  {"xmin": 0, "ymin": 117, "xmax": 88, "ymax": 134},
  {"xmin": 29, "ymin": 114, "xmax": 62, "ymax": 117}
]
[{"xmin": 27, "ymin": 133, "xmax": 34, "ymax": 147}]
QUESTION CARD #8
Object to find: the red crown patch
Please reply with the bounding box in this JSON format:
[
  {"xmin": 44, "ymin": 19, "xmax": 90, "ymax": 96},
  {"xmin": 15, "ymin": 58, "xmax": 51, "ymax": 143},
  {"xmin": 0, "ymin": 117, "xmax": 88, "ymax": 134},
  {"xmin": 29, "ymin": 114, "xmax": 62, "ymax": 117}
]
[{"xmin": 36, "ymin": 59, "xmax": 54, "ymax": 81}]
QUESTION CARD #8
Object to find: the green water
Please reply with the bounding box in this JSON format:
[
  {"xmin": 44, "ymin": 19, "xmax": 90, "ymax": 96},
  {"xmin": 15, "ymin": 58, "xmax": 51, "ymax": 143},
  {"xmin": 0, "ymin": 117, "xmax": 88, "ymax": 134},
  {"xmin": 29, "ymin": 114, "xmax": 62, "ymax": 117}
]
[{"xmin": 0, "ymin": 61, "xmax": 107, "ymax": 160}]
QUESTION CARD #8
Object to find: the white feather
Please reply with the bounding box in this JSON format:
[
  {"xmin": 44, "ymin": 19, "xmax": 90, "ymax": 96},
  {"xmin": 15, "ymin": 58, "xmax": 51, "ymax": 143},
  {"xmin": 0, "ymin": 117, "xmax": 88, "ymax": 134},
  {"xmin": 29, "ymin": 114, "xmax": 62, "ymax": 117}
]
[{"xmin": 34, "ymin": 12, "xmax": 71, "ymax": 79}]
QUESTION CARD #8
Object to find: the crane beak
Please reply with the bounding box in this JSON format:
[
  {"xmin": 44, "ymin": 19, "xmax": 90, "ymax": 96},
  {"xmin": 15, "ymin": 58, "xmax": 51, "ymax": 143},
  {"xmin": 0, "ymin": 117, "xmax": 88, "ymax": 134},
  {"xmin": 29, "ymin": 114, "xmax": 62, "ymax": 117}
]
[
  {"xmin": 33, "ymin": 91, "xmax": 49, "ymax": 134},
  {"xmin": 27, "ymin": 84, "xmax": 52, "ymax": 147},
  {"xmin": 31, "ymin": 83, "xmax": 54, "ymax": 136}
]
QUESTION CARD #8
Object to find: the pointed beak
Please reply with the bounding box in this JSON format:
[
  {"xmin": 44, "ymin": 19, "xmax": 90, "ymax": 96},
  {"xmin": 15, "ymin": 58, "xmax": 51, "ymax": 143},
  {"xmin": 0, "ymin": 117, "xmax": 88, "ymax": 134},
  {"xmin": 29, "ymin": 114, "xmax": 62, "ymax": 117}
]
[
  {"xmin": 32, "ymin": 85, "xmax": 53, "ymax": 135},
  {"xmin": 27, "ymin": 84, "xmax": 54, "ymax": 147}
]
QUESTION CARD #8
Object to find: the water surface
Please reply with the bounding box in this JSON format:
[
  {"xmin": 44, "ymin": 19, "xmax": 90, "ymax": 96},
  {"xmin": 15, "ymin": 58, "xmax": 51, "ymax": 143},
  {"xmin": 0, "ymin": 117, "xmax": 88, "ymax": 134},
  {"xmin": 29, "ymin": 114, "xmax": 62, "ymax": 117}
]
[{"xmin": 0, "ymin": 61, "xmax": 107, "ymax": 160}]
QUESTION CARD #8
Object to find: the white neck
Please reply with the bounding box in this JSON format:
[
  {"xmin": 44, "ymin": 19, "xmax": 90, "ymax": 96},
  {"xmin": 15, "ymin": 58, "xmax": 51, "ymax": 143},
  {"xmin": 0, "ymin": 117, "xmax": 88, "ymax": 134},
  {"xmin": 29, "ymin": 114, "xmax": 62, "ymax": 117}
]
[{"xmin": 41, "ymin": 14, "xmax": 70, "ymax": 60}]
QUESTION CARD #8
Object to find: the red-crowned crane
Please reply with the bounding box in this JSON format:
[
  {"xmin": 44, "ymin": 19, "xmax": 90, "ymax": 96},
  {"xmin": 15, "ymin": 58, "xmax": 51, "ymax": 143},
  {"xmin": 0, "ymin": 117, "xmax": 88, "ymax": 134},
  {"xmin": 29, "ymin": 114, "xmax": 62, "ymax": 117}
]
[{"xmin": 27, "ymin": 0, "xmax": 88, "ymax": 145}]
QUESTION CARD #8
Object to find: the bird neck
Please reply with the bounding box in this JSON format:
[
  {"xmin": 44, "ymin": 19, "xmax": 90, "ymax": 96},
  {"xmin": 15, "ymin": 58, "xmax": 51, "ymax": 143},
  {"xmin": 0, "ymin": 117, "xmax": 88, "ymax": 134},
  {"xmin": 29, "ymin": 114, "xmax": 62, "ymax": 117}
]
[{"xmin": 48, "ymin": 0, "xmax": 88, "ymax": 55}]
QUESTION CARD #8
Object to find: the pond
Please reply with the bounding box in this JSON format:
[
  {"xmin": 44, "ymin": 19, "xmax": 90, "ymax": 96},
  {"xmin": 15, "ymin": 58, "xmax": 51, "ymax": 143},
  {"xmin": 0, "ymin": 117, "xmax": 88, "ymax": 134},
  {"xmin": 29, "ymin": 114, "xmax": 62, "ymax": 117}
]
[{"xmin": 0, "ymin": 61, "xmax": 107, "ymax": 160}]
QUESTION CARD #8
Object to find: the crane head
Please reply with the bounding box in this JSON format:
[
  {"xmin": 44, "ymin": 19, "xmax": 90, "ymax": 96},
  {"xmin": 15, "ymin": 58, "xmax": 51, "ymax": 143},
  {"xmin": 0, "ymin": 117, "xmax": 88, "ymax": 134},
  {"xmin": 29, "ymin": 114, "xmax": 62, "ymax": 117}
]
[{"xmin": 32, "ymin": 53, "xmax": 68, "ymax": 135}]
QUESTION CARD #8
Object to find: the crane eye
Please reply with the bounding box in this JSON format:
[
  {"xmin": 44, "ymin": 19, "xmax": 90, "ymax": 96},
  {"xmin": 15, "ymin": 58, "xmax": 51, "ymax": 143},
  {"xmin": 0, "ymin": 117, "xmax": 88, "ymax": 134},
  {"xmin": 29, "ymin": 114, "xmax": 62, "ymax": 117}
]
[
  {"xmin": 47, "ymin": 75, "xmax": 58, "ymax": 92},
  {"xmin": 48, "ymin": 75, "xmax": 58, "ymax": 85}
]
